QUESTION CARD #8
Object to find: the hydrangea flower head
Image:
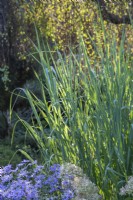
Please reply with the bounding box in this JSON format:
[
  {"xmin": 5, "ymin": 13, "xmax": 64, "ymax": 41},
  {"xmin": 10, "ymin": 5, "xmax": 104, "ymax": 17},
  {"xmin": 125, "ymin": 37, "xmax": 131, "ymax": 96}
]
[
  {"xmin": 60, "ymin": 163, "xmax": 101, "ymax": 200},
  {"xmin": 120, "ymin": 176, "xmax": 133, "ymax": 197}
]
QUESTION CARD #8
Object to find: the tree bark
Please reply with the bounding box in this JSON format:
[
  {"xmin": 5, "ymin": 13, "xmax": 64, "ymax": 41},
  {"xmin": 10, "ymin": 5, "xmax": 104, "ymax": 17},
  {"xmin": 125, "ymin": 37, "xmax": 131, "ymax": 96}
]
[
  {"xmin": 0, "ymin": 0, "xmax": 8, "ymax": 65},
  {"xmin": 0, "ymin": 0, "xmax": 6, "ymax": 32}
]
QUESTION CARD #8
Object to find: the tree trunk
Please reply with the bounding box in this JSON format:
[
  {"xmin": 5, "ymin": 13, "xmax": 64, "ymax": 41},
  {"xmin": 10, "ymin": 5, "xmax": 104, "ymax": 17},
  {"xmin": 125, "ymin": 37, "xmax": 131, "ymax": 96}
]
[{"xmin": 0, "ymin": 0, "xmax": 8, "ymax": 65}]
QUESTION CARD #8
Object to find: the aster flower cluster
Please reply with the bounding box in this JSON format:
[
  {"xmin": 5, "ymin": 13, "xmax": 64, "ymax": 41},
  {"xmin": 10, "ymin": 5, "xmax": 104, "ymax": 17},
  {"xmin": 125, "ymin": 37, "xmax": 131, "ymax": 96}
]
[
  {"xmin": 0, "ymin": 160, "xmax": 74, "ymax": 200},
  {"xmin": 119, "ymin": 176, "xmax": 133, "ymax": 197}
]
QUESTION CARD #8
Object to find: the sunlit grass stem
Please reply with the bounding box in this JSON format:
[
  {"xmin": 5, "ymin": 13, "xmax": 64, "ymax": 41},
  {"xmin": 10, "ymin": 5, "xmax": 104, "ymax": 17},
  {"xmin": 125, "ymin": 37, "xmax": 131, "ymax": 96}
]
[{"xmin": 10, "ymin": 25, "xmax": 133, "ymax": 199}]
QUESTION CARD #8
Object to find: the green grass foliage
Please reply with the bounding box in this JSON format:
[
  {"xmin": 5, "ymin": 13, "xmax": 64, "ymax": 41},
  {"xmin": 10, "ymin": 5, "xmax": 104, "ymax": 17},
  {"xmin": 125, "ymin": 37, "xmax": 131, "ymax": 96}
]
[
  {"xmin": 10, "ymin": 22, "xmax": 133, "ymax": 199},
  {"xmin": 0, "ymin": 143, "xmax": 21, "ymax": 167}
]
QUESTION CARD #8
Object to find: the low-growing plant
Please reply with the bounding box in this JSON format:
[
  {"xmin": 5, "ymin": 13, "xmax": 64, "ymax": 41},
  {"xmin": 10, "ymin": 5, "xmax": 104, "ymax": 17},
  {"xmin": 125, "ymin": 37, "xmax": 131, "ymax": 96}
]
[
  {"xmin": 0, "ymin": 160, "xmax": 67, "ymax": 200},
  {"xmin": 0, "ymin": 160, "xmax": 100, "ymax": 200},
  {"xmin": 0, "ymin": 65, "xmax": 11, "ymax": 91},
  {"xmin": 60, "ymin": 163, "xmax": 101, "ymax": 200},
  {"xmin": 119, "ymin": 176, "xmax": 133, "ymax": 199}
]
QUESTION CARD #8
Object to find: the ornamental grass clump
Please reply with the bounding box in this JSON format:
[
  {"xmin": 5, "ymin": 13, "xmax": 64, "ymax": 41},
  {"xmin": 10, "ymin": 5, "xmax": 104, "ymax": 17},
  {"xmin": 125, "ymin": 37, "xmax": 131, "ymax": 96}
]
[
  {"xmin": 60, "ymin": 163, "xmax": 101, "ymax": 200},
  {"xmin": 10, "ymin": 24, "xmax": 133, "ymax": 199},
  {"xmin": 119, "ymin": 176, "xmax": 133, "ymax": 197}
]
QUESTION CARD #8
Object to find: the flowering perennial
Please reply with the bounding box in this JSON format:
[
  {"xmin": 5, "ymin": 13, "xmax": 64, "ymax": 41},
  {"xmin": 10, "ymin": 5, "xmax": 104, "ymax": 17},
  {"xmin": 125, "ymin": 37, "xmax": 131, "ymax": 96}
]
[
  {"xmin": 0, "ymin": 160, "xmax": 73, "ymax": 200},
  {"xmin": 60, "ymin": 163, "xmax": 101, "ymax": 200},
  {"xmin": 0, "ymin": 161, "xmax": 101, "ymax": 200},
  {"xmin": 119, "ymin": 176, "xmax": 133, "ymax": 197}
]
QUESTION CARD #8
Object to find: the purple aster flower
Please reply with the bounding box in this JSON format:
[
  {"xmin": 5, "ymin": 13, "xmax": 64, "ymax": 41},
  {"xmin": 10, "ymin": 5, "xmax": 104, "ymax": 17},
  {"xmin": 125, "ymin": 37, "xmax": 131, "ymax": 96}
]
[
  {"xmin": 0, "ymin": 160, "xmax": 75, "ymax": 200},
  {"xmin": 62, "ymin": 189, "xmax": 74, "ymax": 200},
  {"xmin": 50, "ymin": 164, "xmax": 60, "ymax": 172},
  {"xmin": 1, "ymin": 174, "xmax": 13, "ymax": 183},
  {"xmin": 17, "ymin": 160, "xmax": 30, "ymax": 167},
  {"xmin": 33, "ymin": 165, "xmax": 44, "ymax": 175},
  {"xmin": 3, "ymin": 164, "xmax": 12, "ymax": 174}
]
